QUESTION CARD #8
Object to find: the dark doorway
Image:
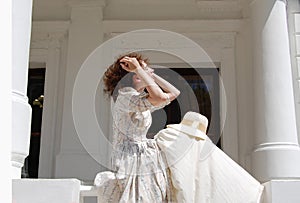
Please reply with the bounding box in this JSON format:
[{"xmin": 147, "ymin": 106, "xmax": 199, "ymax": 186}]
[
  {"xmin": 22, "ymin": 68, "xmax": 45, "ymax": 178},
  {"xmin": 148, "ymin": 68, "xmax": 221, "ymax": 148}
]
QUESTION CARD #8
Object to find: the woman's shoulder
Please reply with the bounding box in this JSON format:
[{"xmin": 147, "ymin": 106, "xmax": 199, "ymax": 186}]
[
  {"xmin": 114, "ymin": 87, "xmax": 157, "ymax": 112},
  {"xmin": 118, "ymin": 87, "xmax": 148, "ymax": 98},
  {"xmin": 118, "ymin": 87, "xmax": 137, "ymax": 95},
  {"xmin": 116, "ymin": 87, "xmax": 149, "ymax": 106},
  {"xmin": 116, "ymin": 87, "xmax": 139, "ymax": 103}
]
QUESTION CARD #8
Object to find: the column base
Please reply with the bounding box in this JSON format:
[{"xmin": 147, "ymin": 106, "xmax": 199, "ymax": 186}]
[
  {"xmin": 252, "ymin": 144, "xmax": 300, "ymax": 182},
  {"xmin": 11, "ymin": 165, "xmax": 21, "ymax": 179},
  {"xmin": 12, "ymin": 93, "xmax": 32, "ymax": 178},
  {"xmin": 263, "ymin": 180, "xmax": 300, "ymax": 203}
]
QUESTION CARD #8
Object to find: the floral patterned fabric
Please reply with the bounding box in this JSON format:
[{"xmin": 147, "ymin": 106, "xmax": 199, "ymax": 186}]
[{"xmin": 94, "ymin": 87, "xmax": 174, "ymax": 203}]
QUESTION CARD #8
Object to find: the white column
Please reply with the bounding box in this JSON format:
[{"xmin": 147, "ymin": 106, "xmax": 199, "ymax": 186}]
[
  {"xmin": 250, "ymin": 0, "xmax": 300, "ymax": 182},
  {"xmin": 0, "ymin": 0, "xmax": 12, "ymax": 202},
  {"xmin": 55, "ymin": 0, "xmax": 107, "ymax": 181},
  {"xmin": 12, "ymin": 0, "xmax": 33, "ymax": 179}
]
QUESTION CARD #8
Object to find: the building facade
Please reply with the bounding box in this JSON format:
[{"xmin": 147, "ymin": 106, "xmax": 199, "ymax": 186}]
[{"xmin": 7, "ymin": 0, "xmax": 300, "ymax": 202}]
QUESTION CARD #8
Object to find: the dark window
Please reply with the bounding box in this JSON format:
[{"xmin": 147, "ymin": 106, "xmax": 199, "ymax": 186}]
[
  {"xmin": 148, "ymin": 68, "xmax": 221, "ymax": 148},
  {"xmin": 22, "ymin": 68, "xmax": 45, "ymax": 178}
]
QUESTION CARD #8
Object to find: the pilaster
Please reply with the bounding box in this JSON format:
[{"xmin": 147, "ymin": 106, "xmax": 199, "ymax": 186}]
[
  {"xmin": 55, "ymin": 0, "xmax": 106, "ymax": 181},
  {"xmin": 29, "ymin": 23, "xmax": 70, "ymax": 178}
]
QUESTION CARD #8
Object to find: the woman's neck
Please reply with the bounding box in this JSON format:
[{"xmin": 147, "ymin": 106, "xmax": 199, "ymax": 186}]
[{"xmin": 134, "ymin": 84, "xmax": 145, "ymax": 93}]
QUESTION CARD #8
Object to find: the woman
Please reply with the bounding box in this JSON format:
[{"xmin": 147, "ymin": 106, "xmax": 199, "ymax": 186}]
[{"xmin": 95, "ymin": 52, "xmax": 180, "ymax": 202}]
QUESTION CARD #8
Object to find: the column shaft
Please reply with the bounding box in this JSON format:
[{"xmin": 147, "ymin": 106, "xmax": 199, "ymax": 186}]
[
  {"xmin": 251, "ymin": 0, "xmax": 300, "ymax": 182},
  {"xmin": 12, "ymin": 0, "xmax": 33, "ymax": 179},
  {"xmin": 1, "ymin": 1, "xmax": 12, "ymax": 202}
]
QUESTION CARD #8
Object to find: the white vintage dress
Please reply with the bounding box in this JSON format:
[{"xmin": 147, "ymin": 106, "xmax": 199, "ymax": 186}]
[{"xmin": 94, "ymin": 87, "xmax": 174, "ymax": 203}]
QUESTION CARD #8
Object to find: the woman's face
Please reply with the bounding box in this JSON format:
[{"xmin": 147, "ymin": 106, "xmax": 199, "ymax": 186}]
[{"xmin": 132, "ymin": 60, "xmax": 155, "ymax": 90}]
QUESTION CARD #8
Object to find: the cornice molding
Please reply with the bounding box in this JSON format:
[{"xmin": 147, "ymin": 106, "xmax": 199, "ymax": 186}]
[
  {"xmin": 68, "ymin": 1, "xmax": 106, "ymax": 22},
  {"xmin": 107, "ymin": 31, "xmax": 236, "ymax": 50},
  {"xmin": 103, "ymin": 19, "xmax": 243, "ymax": 34},
  {"xmin": 195, "ymin": 0, "xmax": 242, "ymax": 14},
  {"xmin": 67, "ymin": 0, "xmax": 106, "ymax": 8},
  {"xmin": 32, "ymin": 21, "xmax": 70, "ymax": 35},
  {"xmin": 31, "ymin": 21, "xmax": 70, "ymax": 49}
]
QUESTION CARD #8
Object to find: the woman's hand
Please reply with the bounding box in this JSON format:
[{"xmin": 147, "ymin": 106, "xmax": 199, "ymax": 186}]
[{"xmin": 119, "ymin": 57, "xmax": 141, "ymax": 72}]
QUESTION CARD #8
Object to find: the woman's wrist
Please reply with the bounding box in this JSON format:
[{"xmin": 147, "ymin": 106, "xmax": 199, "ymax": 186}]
[
  {"xmin": 153, "ymin": 73, "xmax": 165, "ymax": 84},
  {"xmin": 133, "ymin": 66, "xmax": 143, "ymax": 73}
]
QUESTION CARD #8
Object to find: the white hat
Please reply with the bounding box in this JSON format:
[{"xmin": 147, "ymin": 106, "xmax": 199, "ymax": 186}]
[{"xmin": 166, "ymin": 111, "xmax": 208, "ymax": 140}]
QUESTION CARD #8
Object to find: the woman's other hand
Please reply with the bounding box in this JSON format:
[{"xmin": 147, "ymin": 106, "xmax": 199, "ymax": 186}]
[{"xmin": 120, "ymin": 57, "xmax": 141, "ymax": 72}]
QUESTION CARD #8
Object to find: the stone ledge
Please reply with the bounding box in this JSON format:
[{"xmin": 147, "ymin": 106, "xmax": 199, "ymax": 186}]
[
  {"xmin": 263, "ymin": 180, "xmax": 300, "ymax": 203},
  {"xmin": 13, "ymin": 179, "xmax": 81, "ymax": 203}
]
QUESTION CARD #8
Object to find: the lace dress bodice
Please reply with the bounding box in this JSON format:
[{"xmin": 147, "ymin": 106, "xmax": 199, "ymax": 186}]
[{"xmin": 112, "ymin": 87, "xmax": 153, "ymax": 144}]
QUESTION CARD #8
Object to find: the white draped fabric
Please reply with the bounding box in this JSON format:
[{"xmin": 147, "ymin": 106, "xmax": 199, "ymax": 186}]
[{"xmin": 155, "ymin": 127, "xmax": 264, "ymax": 203}]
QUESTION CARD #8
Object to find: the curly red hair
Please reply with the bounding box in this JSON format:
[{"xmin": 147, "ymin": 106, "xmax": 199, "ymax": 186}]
[{"xmin": 103, "ymin": 52, "xmax": 149, "ymax": 100}]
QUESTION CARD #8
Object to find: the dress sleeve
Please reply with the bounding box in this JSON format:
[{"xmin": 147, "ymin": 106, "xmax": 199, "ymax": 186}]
[
  {"xmin": 128, "ymin": 94, "xmax": 155, "ymax": 112},
  {"xmin": 117, "ymin": 88, "xmax": 170, "ymax": 112}
]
